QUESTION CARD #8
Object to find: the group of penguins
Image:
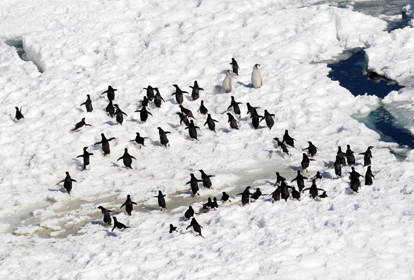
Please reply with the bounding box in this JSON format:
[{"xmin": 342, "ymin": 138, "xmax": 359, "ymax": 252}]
[{"xmin": 13, "ymin": 58, "xmax": 375, "ymax": 238}]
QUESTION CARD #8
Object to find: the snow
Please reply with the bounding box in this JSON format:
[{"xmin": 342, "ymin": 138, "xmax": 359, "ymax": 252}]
[{"xmin": 0, "ymin": 0, "xmax": 414, "ymax": 279}]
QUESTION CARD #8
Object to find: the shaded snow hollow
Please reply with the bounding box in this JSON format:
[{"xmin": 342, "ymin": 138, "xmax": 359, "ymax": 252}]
[{"xmin": 0, "ymin": 0, "xmax": 414, "ymax": 279}]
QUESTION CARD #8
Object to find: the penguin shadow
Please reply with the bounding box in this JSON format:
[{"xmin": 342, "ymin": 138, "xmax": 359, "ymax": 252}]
[
  {"xmin": 104, "ymin": 229, "xmax": 117, "ymax": 237},
  {"xmin": 91, "ymin": 220, "xmax": 102, "ymax": 225},
  {"xmin": 167, "ymin": 122, "xmax": 179, "ymax": 129},
  {"xmin": 75, "ymin": 108, "xmax": 84, "ymax": 113},
  {"xmin": 72, "ymin": 159, "xmax": 84, "ymax": 170},
  {"xmin": 265, "ymin": 180, "xmax": 276, "ymax": 186},
  {"xmin": 237, "ymin": 81, "xmax": 252, "ymax": 88},
  {"xmin": 213, "ymin": 85, "xmax": 222, "ymax": 94},
  {"xmin": 48, "ymin": 187, "xmax": 66, "ymax": 193},
  {"xmin": 110, "ymin": 162, "xmax": 122, "ymax": 168},
  {"xmin": 105, "ymin": 120, "xmax": 118, "ymax": 126},
  {"xmin": 219, "ymin": 128, "xmax": 232, "ymax": 133},
  {"xmin": 289, "ymin": 165, "xmax": 302, "ymax": 172}
]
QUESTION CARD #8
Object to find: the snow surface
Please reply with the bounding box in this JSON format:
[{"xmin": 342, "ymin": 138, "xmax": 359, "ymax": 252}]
[{"xmin": 0, "ymin": 0, "xmax": 414, "ymax": 279}]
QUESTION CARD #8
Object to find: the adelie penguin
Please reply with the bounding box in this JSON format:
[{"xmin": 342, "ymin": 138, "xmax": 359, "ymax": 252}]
[
  {"xmin": 153, "ymin": 88, "xmax": 165, "ymax": 108},
  {"xmin": 143, "ymin": 85, "xmax": 155, "ymax": 101},
  {"xmin": 260, "ymin": 110, "xmax": 275, "ymax": 130},
  {"xmin": 94, "ymin": 133, "xmax": 116, "ymax": 156},
  {"xmin": 359, "ymin": 146, "xmax": 373, "ymax": 166},
  {"xmin": 186, "ymin": 218, "xmax": 204, "ymax": 238},
  {"xmin": 58, "ymin": 172, "xmax": 76, "ymax": 194},
  {"xmin": 158, "ymin": 127, "xmax": 171, "ymax": 147},
  {"xmin": 98, "ymin": 206, "xmax": 113, "ymax": 225},
  {"xmin": 130, "ymin": 132, "xmax": 146, "ymax": 147},
  {"xmin": 203, "ymin": 197, "xmax": 214, "ymax": 210},
  {"xmin": 102, "ymin": 85, "xmax": 117, "ymax": 101},
  {"xmin": 228, "ymin": 96, "xmax": 242, "ymax": 117},
  {"xmin": 179, "ymin": 105, "xmax": 195, "ymax": 119},
  {"xmin": 80, "ymin": 94, "xmax": 93, "ymax": 112},
  {"xmin": 303, "ymin": 141, "xmax": 317, "ymax": 157},
  {"xmin": 334, "ymin": 155, "xmax": 342, "ymax": 177},
  {"xmin": 301, "ymin": 153, "xmax": 314, "ymax": 172},
  {"xmin": 283, "ymin": 130, "xmax": 295, "ymax": 148},
  {"xmin": 77, "ymin": 147, "xmax": 93, "ymax": 170},
  {"xmin": 172, "ymin": 84, "xmax": 188, "ymax": 105},
  {"xmin": 184, "ymin": 206, "xmax": 196, "ymax": 220},
  {"xmin": 222, "ymin": 70, "xmax": 232, "ymax": 93},
  {"xmin": 227, "ymin": 113, "xmax": 238, "ymax": 130},
  {"xmin": 204, "ymin": 114, "xmax": 218, "ymax": 133},
  {"xmin": 186, "ymin": 120, "xmax": 200, "ymax": 141},
  {"xmin": 303, "ymin": 179, "xmax": 326, "ymax": 199},
  {"xmin": 251, "ymin": 111, "xmax": 263, "ymax": 129},
  {"xmin": 291, "ymin": 170, "xmax": 308, "ymax": 192},
  {"xmin": 274, "ymin": 172, "xmax": 286, "ymax": 186},
  {"xmin": 345, "ymin": 144, "xmax": 355, "ymax": 166},
  {"xmin": 270, "ymin": 188, "xmax": 281, "ymax": 203},
  {"xmin": 114, "ymin": 104, "xmax": 128, "ymax": 125},
  {"xmin": 112, "ymin": 217, "xmax": 129, "ymax": 232},
  {"xmin": 251, "ymin": 188, "xmax": 264, "ymax": 200},
  {"xmin": 273, "ymin": 137, "xmax": 289, "ymax": 155},
  {"xmin": 278, "ymin": 180, "xmax": 290, "ymax": 201},
  {"xmin": 251, "ymin": 64, "xmax": 263, "ymax": 88},
  {"xmin": 135, "ymin": 106, "xmax": 152, "ymax": 122},
  {"xmin": 288, "ymin": 186, "xmax": 301, "ymax": 201},
  {"xmin": 117, "ymin": 148, "xmax": 136, "ymax": 169},
  {"xmin": 365, "ymin": 166, "xmax": 374, "ymax": 185},
  {"xmin": 221, "ymin": 191, "xmax": 231, "ymax": 202},
  {"xmin": 336, "ymin": 146, "xmax": 346, "ymax": 166},
  {"xmin": 238, "ymin": 186, "xmax": 251, "ymax": 206},
  {"xmin": 177, "ymin": 112, "xmax": 190, "ymax": 127},
  {"xmin": 199, "ymin": 170, "xmax": 214, "ymax": 189},
  {"xmin": 71, "ymin": 117, "xmax": 91, "ymax": 131},
  {"xmin": 120, "ymin": 194, "xmax": 137, "ymax": 216},
  {"xmin": 186, "ymin": 173, "xmax": 200, "ymax": 196},
  {"xmin": 189, "ymin": 81, "xmax": 204, "ymax": 100},
  {"xmin": 198, "ymin": 100, "xmax": 208, "ymax": 115},
  {"xmin": 141, "ymin": 96, "xmax": 149, "ymax": 109},
  {"xmin": 156, "ymin": 191, "xmax": 167, "ymax": 210},
  {"xmin": 14, "ymin": 106, "xmax": 24, "ymax": 120},
  {"xmin": 246, "ymin": 103, "xmax": 260, "ymax": 116},
  {"xmin": 106, "ymin": 100, "xmax": 115, "ymax": 118},
  {"xmin": 230, "ymin": 58, "xmax": 239, "ymax": 75},
  {"xmin": 169, "ymin": 224, "xmax": 178, "ymax": 233}
]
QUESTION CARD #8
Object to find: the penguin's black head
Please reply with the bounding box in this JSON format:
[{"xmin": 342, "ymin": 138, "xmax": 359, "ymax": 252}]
[
  {"xmin": 82, "ymin": 117, "xmax": 85, "ymax": 121},
  {"xmin": 125, "ymin": 148, "xmax": 128, "ymax": 152},
  {"xmin": 15, "ymin": 107, "xmax": 19, "ymax": 110},
  {"xmin": 65, "ymin": 171, "xmax": 69, "ymax": 175},
  {"xmin": 83, "ymin": 146, "xmax": 88, "ymax": 150},
  {"xmin": 127, "ymin": 194, "xmax": 131, "ymax": 199}
]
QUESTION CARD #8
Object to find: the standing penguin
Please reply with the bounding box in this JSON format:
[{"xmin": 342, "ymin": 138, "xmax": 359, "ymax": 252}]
[
  {"xmin": 345, "ymin": 144, "xmax": 355, "ymax": 166},
  {"xmin": 239, "ymin": 186, "xmax": 251, "ymax": 206},
  {"xmin": 172, "ymin": 84, "xmax": 187, "ymax": 105},
  {"xmin": 156, "ymin": 191, "xmax": 167, "ymax": 210},
  {"xmin": 204, "ymin": 114, "xmax": 218, "ymax": 133},
  {"xmin": 77, "ymin": 147, "xmax": 93, "ymax": 170},
  {"xmin": 184, "ymin": 206, "xmax": 196, "ymax": 220},
  {"xmin": 58, "ymin": 172, "xmax": 77, "ymax": 194},
  {"xmin": 106, "ymin": 100, "xmax": 115, "ymax": 117},
  {"xmin": 98, "ymin": 206, "xmax": 113, "ymax": 225},
  {"xmin": 117, "ymin": 148, "xmax": 136, "ymax": 169},
  {"xmin": 273, "ymin": 138, "xmax": 289, "ymax": 155},
  {"xmin": 130, "ymin": 132, "xmax": 146, "ymax": 147},
  {"xmin": 334, "ymin": 155, "xmax": 342, "ymax": 177},
  {"xmin": 301, "ymin": 153, "xmax": 314, "ymax": 172},
  {"xmin": 114, "ymin": 104, "xmax": 128, "ymax": 125},
  {"xmin": 153, "ymin": 88, "xmax": 165, "ymax": 108},
  {"xmin": 337, "ymin": 146, "xmax": 346, "ymax": 166},
  {"xmin": 179, "ymin": 105, "xmax": 196, "ymax": 119},
  {"xmin": 143, "ymin": 85, "xmax": 155, "ymax": 101},
  {"xmin": 230, "ymin": 58, "xmax": 239, "ymax": 75},
  {"xmin": 274, "ymin": 172, "xmax": 286, "ymax": 186},
  {"xmin": 260, "ymin": 110, "xmax": 275, "ymax": 130},
  {"xmin": 120, "ymin": 195, "xmax": 137, "ymax": 216},
  {"xmin": 246, "ymin": 103, "xmax": 260, "ymax": 116},
  {"xmin": 135, "ymin": 106, "xmax": 152, "ymax": 122},
  {"xmin": 101, "ymin": 85, "xmax": 117, "ymax": 101},
  {"xmin": 365, "ymin": 166, "xmax": 374, "ymax": 185},
  {"xmin": 189, "ymin": 81, "xmax": 204, "ymax": 100},
  {"xmin": 283, "ymin": 130, "xmax": 295, "ymax": 148},
  {"xmin": 94, "ymin": 133, "xmax": 116, "ymax": 156},
  {"xmin": 186, "ymin": 173, "xmax": 201, "ymax": 196},
  {"xmin": 251, "ymin": 111, "xmax": 263, "ymax": 129},
  {"xmin": 222, "ymin": 70, "xmax": 232, "ymax": 93},
  {"xmin": 158, "ymin": 127, "xmax": 171, "ymax": 147},
  {"xmin": 227, "ymin": 113, "xmax": 238, "ymax": 130},
  {"xmin": 186, "ymin": 218, "xmax": 204, "ymax": 238},
  {"xmin": 80, "ymin": 94, "xmax": 93, "ymax": 112},
  {"xmin": 185, "ymin": 120, "xmax": 200, "ymax": 141},
  {"xmin": 198, "ymin": 100, "xmax": 209, "ymax": 115},
  {"xmin": 291, "ymin": 170, "xmax": 308, "ymax": 192},
  {"xmin": 14, "ymin": 106, "xmax": 24, "ymax": 120},
  {"xmin": 359, "ymin": 146, "xmax": 373, "ymax": 166},
  {"xmin": 302, "ymin": 179, "xmax": 325, "ymax": 199},
  {"xmin": 177, "ymin": 112, "xmax": 190, "ymax": 127},
  {"xmin": 251, "ymin": 64, "xmax": 262, "ymax": 88},
  {"xmin": 199, "ymin": 170, "xmax": 214, "ymax": 189},
  {"xmin": 303, "ymin": 141, "xmax": 318, "ymax": 157},
  {"xmin": 227, "ymin": 96, "xmax": 242, "ymax": 117}
]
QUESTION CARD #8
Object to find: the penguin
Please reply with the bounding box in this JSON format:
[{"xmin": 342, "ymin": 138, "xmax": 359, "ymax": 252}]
[
  {"xmin": 230, "ymin": 58, "xmax": 239, "ymax": 75},
  {"xmin": 77, "ymin": 147, "xmax": 93, "ymax": 170},
  {"xmin": 186, "ymin": 173, "xmax": 200, "ymax": 196},
  {"xmin": 319, "ymin": 191, "xmax": 328, "ymax": 199},
  {"xmin": 365, "ymin": 166, "xmax": 374, "ymax": 185},
  {"xmin": 102, "ymin": 85, "xmax": 117, "ymax": 101},
  {"xmin": 172, "ymin": 84, "xmax": 187, "ymax": 105},
  {"xmin": 106, "ymin": 100, "xmax": 115, "ymax": 117},
  {"xmin": 302, "ymin": 179, "xmax": 325, "ymax": 199},
  {"xmin": 273, "ymin": 138, "xmax": 289, "ymax": 155},
  {"xmin": 279, "ymin": 181, "xmax": 290, "ymax": 201},
  {"xmin": 94, "ymin": 133, "xmax": 116, "ymax": 156},
  {"xmin": 15, "ymin": 106, "xmax": 24, "ymax": 120},
  {"xmin": 153, "ymin": 88, "xmax": 165, "ymax": 108},
  {"xmin": 350, "ymin": 177, "xmax": 361, "ymax": 193},
  {"xmin": 274, "ymin": 172, "xmax": 286, "ymax": 186},
  {"xmin": 130, "ymin": 132, "xmax": 146, "ymax": 147},
  {"xmin": 169, "ymin": 224, "xmax": 178, "ymax": 233},
  {"xmin": 222, "ymin": 70, "xmax": 232, "ymax": 93},
  {"xmin": 58, "ymin": 172, "xmax": 76, "ymax": 194},
  {"xmin": 204, "ymin": 114, "xmax": 218, "ymax": 133},
  {"xmin": 288, "ymin": 186, "xmax": 301, "ymax": 201},
  {"xmin": 221, "ymin": 191, "xmax": 231, "ymax": 202},
  {"xmin": 112, "ymin": 216, "xmax": 129, "ymax": 232},
  {"xmin": 345, "ymin": 144, "xmax": 355, "ymax": 166},
  {"xmin": 179, "ymin": 105, "xmax": 195, "ymax": 119},
  {"xmin": 156, "ymin": 191, "xmax": 167, "ymax": 210},
  {"xmin": 120, "ymin": 195, "xmax": 137, "ymax": 216},
  {"xmin": 227, "ymin": 96, "xmax": 242, "ymax": 117},
  {"xmin": 143, "ymin": 86, "xmax": 155, "ymax": 101},
  {"xmin": 177, "ymin": 112, "xmax": 190, "ymax": 127},
  {"xmin": 251, "ymin": 111, "xmax": 262, "ymax": 129},
  {"xmin": 359, "ymin": 146, "xmax": 373, "ymax": 166},
  {"xmin": 117, "ymin": 148, "xmax": 136, "ymax": 169},
  {"xmin": 227, "ymin": 113, "xmax": 238, "ymax": 129},
  {"xmin": 184, "ymin": 206, "xmax": 195, "ymax": 220},
  {"xmin": 246, "ymin": 103, "xmax": 260, "ymax": 116},
  {"xmin": 71, "ymin": 117, "xmax": 91, "ymax": 131},
  {"xmin": 185, "ymin": 120, "xmax": 200, "ymax": 141},
  {"xmin": 291, "ymin": 170, "xmax": 308, "ymax": 192},
  {"xmin": 349, "ymin": 166, "xmax": 363, "ymax": 182},
  {"xmin": 80, "ymin": 94, "xmax": 93, "ymax": 112},
  {"xmin": 141, "ymin": 96, "xmax": 149, "ymax": 109},
  {"xmin": 260, "ymin": 110, "xmax": 275, "ymax": 130},
  {"xmin": 251, "ymin": 64, "xmax": 262, "ymax": 88},
  {"xmin": 337, "ymin": 146, "xmax": 346, "ymax": 166},
  {"xmin": 199, "ymin": 170, "xmax": 214, "ymax": 189},
  {"xmin": 303, "ymin": 141, "xmax": 317, "ymax": 157},
  {"xmin": 211, "ymin": 197, "xmax": 219, "ymax": 209},
  {"xmin": 239, "ymin": 186, "xmax": 251, "ymax": 206},
  {"xmin": 189, "ymin": 81, "xmax": 204, "ymax": 100},
  {"xmin": 250, "ymin": 188, "xmax": 263, "ymax": 200},
  {"xmin": 135, "ymin": 106, "xmax": 152, "ymax": 122},
  {"xmin": 97, "ymin": 206, "xmax": 112, "ymax": 225},
  {"xmin": 198, "ymin": 100, "xmax": 208, "ymax": 115},
  {"xmin": 313, "ymin": 171, "xmax": 323, "ymax": 180},
  {"xmin": 203, "ymin": 197, "xmax": 214, "ymax": 210},
  {"xmin": 270, "ymin": 188, "xmax": 281, "ymax": 203},
  {"xmin": 158, "ymin": 127, "xmax": 171, "ymax": 147},
  {"xmin": 186, "ymin": 218, "xmax": 204, "ymax": 238},
  {"xmin": 114, "ymin": 104, "xmax": 128, "ymax": 125},
  {"xmin": 301, "ymin": 153, "xmax": 314, "ymax": 172},
  {"xmin": 334, "ymin": 155, "xmax": 342, "ymax": 177},
  {"xmin": 283, "ymin": 130, "xmax": 295, "ymax": 148}
]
